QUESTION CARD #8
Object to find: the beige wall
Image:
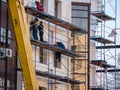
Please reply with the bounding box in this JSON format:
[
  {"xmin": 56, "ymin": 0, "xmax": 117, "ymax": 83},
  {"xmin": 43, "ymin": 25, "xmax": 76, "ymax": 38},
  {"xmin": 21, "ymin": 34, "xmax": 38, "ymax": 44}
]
[
  {"xmin": 26, "ymin": 1, "xmax": 71, "ymax": 89},
  {"xmin": 23, "ymin": 0, "xmax": 98, "ymax": 89}
]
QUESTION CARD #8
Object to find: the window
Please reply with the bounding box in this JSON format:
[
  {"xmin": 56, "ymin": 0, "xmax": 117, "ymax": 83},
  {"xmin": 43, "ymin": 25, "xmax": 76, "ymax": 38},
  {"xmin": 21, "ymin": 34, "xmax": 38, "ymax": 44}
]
[
  {"xmin": 39, "ymin": 48, "xmax": 47, "ymax": 64},
  {"xmin": 54, "ymin": 59, "xmax": 61, "ymax": 68},
  {"xmin": 0, "ymin": 28, "xmax": 6, "ymax": 43},
  {"xmin": 54, "ymin": 52, "xmax": 61, "ymax": 68},
  {"xmin": 72, "ymin": 3, "xmax": 90, "ymax": 32},
  {"xmin": 55, "ymin": 1, "xmax": 58, "ymax": 17},
  {"xmin": 0, "ymin": 78, "xmax": 11, "ymax": 89},
  {"xmin": 54, "ymin": 0, "xmax": 62, "ymax": 18},
  {"xmin": 0, "ymin": 27, "xmax": 11, "ymax": 44}
]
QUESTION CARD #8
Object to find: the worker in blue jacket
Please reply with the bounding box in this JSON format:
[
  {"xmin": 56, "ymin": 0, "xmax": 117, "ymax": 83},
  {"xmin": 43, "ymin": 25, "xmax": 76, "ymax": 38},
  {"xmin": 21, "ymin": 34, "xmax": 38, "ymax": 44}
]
[{"xmin": 54, "ymin": 42, "xmax": 65, "ymax": 62}]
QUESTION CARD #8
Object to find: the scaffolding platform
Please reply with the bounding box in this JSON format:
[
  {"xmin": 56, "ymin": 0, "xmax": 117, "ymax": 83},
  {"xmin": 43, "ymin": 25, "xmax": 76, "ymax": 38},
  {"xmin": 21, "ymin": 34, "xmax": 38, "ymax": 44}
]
[
  {"xmin": 96, "ymin": 45, "xmax": 120, "ymax": 49},
  {"xmin": 90, "ymin": 87, "xmax": 107, "ymax": 90},
  {"xmin": 96, "ymin": 69, "xmax": 120, "ymax": 72},
  {"xmin": 16, "ymin": 68, "xmax": 85, "ymax": 84},
  {"xmin": 76, "ymin": 50, "xmax": 88, "ymax": 53},
  {"xmin": 90, "ymin": 36, "xmax": 114, "ymax": 44},
  {"xmin": 91, "ymin": 11, "xmax": 114, "ymax": 21},
  {"xmin": 72, "ymin": 58, "xmax": 87, "ymax": 60},
  {"xmin": 91, "ymin": 60, "xmax": 115, "ymax": 68},
  {"xmin": 36, "ymin": 70, "xmax": 85, "ymax": 84},
  {"xmin": 71, "ymin": 72, "xmax": 87, "ymax": 75},
  {"xmin": 25, "ymin": 7, "xmax": 86, "ymax": 33},
  {"xmin": 31, "ymin": 39, "xmax": 84, "ymax": 57}
]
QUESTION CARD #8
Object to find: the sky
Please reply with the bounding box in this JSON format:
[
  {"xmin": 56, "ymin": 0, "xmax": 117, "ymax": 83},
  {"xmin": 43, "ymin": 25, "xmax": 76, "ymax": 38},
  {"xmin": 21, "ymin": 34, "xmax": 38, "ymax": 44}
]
[{"xmin": 105, "ymin": 0, "xmax": 120, "ymax": 44}]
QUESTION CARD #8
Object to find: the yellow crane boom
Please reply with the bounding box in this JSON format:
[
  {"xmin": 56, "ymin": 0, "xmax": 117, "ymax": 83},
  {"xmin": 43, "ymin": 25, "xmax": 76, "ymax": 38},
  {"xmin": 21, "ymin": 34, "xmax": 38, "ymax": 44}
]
[{"xmin": 7, "ymin": 0, "xmax": 38, "ymax": 90}]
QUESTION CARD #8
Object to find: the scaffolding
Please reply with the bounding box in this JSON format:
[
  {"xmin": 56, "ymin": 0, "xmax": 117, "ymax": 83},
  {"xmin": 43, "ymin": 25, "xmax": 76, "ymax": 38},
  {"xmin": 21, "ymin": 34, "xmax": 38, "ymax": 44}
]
[
  {"xmin": 25, "ymin": 1, "xmax": 90, "ymax": 90},
  {"xmin": 0, "ymin": 0, "xmax": 90, "ymax": 90},
  {"xmin": 90, "ymin": 0, "xmax": 119, "ymax": 90}
]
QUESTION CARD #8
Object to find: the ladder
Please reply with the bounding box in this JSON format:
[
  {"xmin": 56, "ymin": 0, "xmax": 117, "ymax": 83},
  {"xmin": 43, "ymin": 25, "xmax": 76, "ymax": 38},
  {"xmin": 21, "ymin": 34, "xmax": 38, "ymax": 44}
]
[{"xmin": 7, "ymin": 0, "xmax": 38, "ymax": 90}]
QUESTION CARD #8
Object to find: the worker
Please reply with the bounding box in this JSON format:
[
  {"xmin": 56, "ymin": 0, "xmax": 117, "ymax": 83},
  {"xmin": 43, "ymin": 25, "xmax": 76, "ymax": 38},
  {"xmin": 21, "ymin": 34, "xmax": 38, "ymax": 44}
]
[
  {"xmin": 38, "ymin": 21, "xmax": 44, "ymax": 41},
  {"xmin": 35, "ymin": 1, "xmax": 44, "ymax": 12},
  {"xmin": 30, "ymin": 18, "xmax": 38, "ymax": 40},
  {"xmin": 54, "ymin": 42, "xmax": 65, "ymax": 62}
]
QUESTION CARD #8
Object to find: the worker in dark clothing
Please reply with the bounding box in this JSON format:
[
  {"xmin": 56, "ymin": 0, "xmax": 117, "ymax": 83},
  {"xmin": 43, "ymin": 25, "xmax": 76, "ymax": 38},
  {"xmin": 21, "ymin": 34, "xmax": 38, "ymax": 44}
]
[
  {"xmin": 57, "ymin": 42, "xmax": 65, "ymax": 49},
  {"xmin": 30, "ymin": 18, "xmax": 38, "ymax": 40},
  {"xmin": 54, "ymin": 42, "xmax": 65, "ymax": 62},
  {"xmin": 35, "ymin": 1, "xmax": 44, "ymax": 12},
  {"xmin": 38, "ymin": 21, "xmax": 44, "ymax": 41}
]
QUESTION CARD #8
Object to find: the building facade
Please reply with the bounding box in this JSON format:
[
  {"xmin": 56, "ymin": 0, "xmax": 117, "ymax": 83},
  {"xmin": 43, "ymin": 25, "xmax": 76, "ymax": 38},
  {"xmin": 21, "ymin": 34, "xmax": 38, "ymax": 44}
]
[{"xmin": 0, "ymin": 0, "xmax": 101, "ymax": 90}]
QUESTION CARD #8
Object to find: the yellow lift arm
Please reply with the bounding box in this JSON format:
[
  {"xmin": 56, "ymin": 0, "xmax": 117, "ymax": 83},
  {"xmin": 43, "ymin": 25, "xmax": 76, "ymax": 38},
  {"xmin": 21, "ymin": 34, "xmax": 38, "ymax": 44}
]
[{"xmin": 7, "ymin": 0, "xmax": 38, "ymax": 90}]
